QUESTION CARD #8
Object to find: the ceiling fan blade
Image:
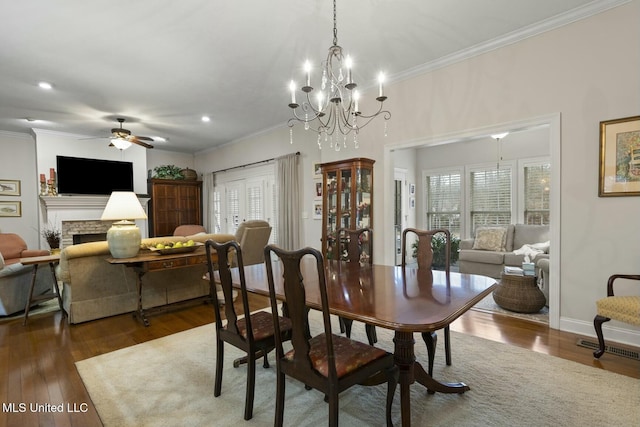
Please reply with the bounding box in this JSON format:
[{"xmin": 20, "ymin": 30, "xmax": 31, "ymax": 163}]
[
  {"xmin": 134, "ymin": 136, "xmax": 154, "ymax": 142},
  {"xmin": 130, "ymin": 137, "xmax": 154, "ymax": 149}
]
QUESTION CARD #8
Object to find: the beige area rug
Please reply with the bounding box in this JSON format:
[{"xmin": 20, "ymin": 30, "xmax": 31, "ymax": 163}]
[{"xmin": 76, "ymin": 310, "xmax": 638, "ymax": 427}]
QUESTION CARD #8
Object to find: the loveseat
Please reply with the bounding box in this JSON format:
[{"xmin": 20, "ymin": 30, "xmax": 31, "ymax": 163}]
[
  {"xmin": 0, "ymin": 233, "xmax": 52, "ymax": 316},
  {"xmin": 58, "ymin": 232, "xmax": 234, "ymax": 323},
  {"xmin": 458, "ymin": 224, "xmax": 550, "ymax": 298}
]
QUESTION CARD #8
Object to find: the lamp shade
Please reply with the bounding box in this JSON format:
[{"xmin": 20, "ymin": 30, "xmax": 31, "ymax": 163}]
[
  {"xmin": 101, "ymin": 192, "xmax": 147, "ymax": 259},
  {"xmin": 101, "ymin": 192, "xmax": 147, "ymax": 221}
]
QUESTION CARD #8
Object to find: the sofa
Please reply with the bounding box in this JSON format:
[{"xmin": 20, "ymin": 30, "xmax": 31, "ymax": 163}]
[
  {"xmin": 458, "ymin": 224, "xmax": 550, "ymax": 299},
  {"xmin": 0, "ymin": 233, "xmax": 52, "ymax": 316},
  {"xmin": 58, "ymin": 232, "xmax": 234, "ymax": 324}
]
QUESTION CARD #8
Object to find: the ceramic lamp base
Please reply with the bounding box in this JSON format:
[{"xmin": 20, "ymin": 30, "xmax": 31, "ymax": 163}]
[{"xmin": 107, "ymin": 221, "xmax": 141, "ymax": 258}]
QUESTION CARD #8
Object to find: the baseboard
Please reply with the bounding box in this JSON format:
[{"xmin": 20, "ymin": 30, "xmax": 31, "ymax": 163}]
[{"xmin": 559, "ymin": 316, "xmax": 640, "ymax": 348}]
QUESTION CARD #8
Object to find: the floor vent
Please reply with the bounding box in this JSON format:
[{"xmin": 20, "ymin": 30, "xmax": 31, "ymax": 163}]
[{"xmin": 576, "ymin": 339, "xmax": 640, "ymax": 361}]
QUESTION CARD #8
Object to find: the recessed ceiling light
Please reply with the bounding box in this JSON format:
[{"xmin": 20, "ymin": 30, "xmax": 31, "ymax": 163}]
[
  {"xmin": 201, "ymin": 116, "xmax": 211, "ymax": 122},
  {"xmin": 38, "ymin": 81, "xmax": 53, "ymax": 90}
]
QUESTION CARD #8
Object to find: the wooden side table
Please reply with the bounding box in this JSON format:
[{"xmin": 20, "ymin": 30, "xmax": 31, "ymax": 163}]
[
  {"xmin": 20, "ymin": 254, "xmax": 65, "ymax": 325},
  {"xmin": 493, "ymin": 273, "xmax": 546, "ymax": 313}
]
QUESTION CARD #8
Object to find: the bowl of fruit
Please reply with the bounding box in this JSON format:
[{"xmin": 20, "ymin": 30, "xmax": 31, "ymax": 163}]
[{"xmin": 148, "ymin": 240, "xmax": 203, "ymax": 255}]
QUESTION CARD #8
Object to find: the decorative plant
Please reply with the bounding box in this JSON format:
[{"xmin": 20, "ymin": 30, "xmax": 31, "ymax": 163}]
[
  {"xmin": 41, "ymin": 223, "xmax": 61, "ymax": 249},
  {"xmin": 411, "ymin": 234, "xmax": 460, "ymax": 270},
  {"xmin": 152, "ymin": 165, "xmax": 184, "ymax": 180}
]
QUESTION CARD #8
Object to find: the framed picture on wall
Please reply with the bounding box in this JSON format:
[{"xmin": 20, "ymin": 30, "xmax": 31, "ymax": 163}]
[
  {"xmin": 313, "ymin": 201, "xmax": 322, "ymax": 219},
  {"xmin": 599, "ymin": 115, "xmax": 640, "ymax": 197},
  {"xmin": 0, "ymin": 179, "xmax": 20, "ymax": 196},
  {"xmin": 0, "ymin": 201, "xmax": 21, "ymax": 217},
  {"xmin": 313, "ymin": 162, "xmax": 322, "ymax": 178},
  {"xmin": 314, "ymin": 179, "xmax": 322, "ymax": 199}
]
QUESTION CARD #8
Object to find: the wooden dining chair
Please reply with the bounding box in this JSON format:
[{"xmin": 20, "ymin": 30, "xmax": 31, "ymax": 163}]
[
  {"xmin": 334, "ymin": 227, "xmax": 377, "ymax": 345},
  {"xmin": 263, "ymin": 244, "xmax": 398, "ymax": 427},
  {"xmin": 205, "ymin": 240, "xmax": 292, "ymax": 420},
  {"xmin": 401, "ymin": 228, "xmax": 453, "ymax": 377}
]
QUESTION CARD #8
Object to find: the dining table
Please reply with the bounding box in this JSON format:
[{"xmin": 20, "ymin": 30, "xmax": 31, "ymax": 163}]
[{"xmin": 229, "ymin": 258, "xmax": 496, "ymax": 427}]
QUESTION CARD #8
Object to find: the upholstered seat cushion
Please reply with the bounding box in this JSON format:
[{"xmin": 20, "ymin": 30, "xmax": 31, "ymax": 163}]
[
  {"xmin": 285, "ymin": 333, "xmax": 388, "ymax": 378},
  {"xmin": 231, "ymin": 310, "xmax": 292, "ymax": 341},
  {"xmin": 596, "ymin": 296, "xmax": 640, "ymax": 325}
]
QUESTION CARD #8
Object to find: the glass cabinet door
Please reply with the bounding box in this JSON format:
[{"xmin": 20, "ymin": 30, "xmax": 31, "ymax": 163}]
[
  {"xmin": 340, "ymin": 169, "xmax": 352, "ymax": 230},
  {"xmin": 356, "ymin": 167, "xmax": 371, "ymax": 229}
]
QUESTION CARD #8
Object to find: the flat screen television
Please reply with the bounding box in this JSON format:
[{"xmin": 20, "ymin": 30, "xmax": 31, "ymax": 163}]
[{"xmin": 56, "ymin": 155, "xmax": 134, "ymax": 195}]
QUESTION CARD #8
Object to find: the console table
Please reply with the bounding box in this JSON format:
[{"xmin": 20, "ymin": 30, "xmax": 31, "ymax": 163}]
[{"xmin": 107, "ymin": 248, "xmax": 216, "ymax": 326}]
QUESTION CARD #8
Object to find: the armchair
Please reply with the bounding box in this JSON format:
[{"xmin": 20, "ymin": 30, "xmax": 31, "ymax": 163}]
[
  {"xmin": 0, "ymin": 233, "xmax": 51, "ymax": 316},
  {"xmin": 593, "ymin": 274, "xmax": 640, "ymax": 358},
  {"xmin": 234, "ymin": 220, "xmax": 272, "ymax": 266}
]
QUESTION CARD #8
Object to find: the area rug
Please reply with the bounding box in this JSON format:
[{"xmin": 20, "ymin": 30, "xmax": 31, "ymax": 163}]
[{"xmin": 76, "ymin": 310, "xmax": 638, "ymax": 427}]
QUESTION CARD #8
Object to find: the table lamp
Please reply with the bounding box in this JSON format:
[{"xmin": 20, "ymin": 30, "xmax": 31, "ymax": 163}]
[{"xmin": 101, "ymin": 191, "xmax": 147, "ymax": 258}]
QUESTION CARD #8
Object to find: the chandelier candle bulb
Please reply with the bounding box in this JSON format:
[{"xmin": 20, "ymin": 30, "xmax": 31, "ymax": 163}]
[
  {"xmin": 288, "ymin": 80, "xmax": 298, "ymax": 107},
  {"xmin": 304, "ymin": 61, "xmax": 312, "ymax": 89},
  {"xmin": 378, "ymin": 73, "xmax": 385, "ymax": 99}
]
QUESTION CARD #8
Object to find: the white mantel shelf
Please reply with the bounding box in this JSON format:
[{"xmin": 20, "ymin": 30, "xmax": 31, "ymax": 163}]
[{"xmin": 40, "ymin": 195, "xmax": 150, "ymax": 209}]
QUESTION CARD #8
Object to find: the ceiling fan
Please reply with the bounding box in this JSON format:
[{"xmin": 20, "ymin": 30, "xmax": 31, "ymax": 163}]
[{"xmin": 107, "ymin": 118, "xmax": 154, "ymax": 149}]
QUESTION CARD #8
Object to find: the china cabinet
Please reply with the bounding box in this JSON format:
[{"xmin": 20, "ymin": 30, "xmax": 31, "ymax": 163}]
[{"xmin": 320, "ymin": 158, "xmax": 374, "ymax": 260}]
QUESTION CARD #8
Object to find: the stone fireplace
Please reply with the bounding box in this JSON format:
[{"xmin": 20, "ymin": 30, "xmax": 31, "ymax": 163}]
[{"xmin": 40, "ymin": 195, "xmax": 150, "ymax": 250}]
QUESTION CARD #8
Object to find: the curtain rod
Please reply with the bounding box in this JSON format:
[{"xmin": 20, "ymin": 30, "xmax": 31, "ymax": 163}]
[{"xmin": 211, "ymin": 151, "xmax": 300, "ymax": 174}]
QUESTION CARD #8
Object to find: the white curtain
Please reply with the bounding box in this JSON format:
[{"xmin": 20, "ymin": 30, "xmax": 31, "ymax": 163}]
[
  {"xmin": 202, "ymin": 172, "xmax": 214, "ymax": 233},
  {"xmin": 276, "ymin": 153, "xmax": 300, "ymax": 250}
]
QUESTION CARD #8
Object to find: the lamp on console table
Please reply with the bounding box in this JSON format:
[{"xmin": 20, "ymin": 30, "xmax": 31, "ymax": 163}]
[{"xmin": 101, "ymin": 191, "xmax": 147, "ymax": 258}]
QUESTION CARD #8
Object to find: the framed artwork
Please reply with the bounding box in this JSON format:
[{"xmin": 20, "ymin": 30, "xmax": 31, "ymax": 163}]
[
  {"xmin": 312, "ymin": 201, "xmax": 322, "ymax": 220},
  {"xmin": 599, "ymin": 115, "xmax": 640, "ymax": 197},
  {"xmin": 314, "ymin": 179, "xmax": 323, "ymax": 199},
  {"xmin": 0, "ymin": 201, "xmax": 21, "ymax": 217},
  {"xmin": 313, "ymin": 162, "xmax": 322, "ymax": 177},
  {"xmin": 0, "ymin": 179, "xmax": 20, "ymax": 196}
]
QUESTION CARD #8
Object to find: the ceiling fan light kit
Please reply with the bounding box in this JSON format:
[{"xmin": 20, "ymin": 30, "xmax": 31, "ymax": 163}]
[{"xmin": 287, "ymin": 0, "xmax": 390, "ymax": 151}]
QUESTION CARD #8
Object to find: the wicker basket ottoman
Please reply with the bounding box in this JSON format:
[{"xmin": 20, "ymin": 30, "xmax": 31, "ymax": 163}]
[{"xmin": 493, "ymin": 273, "xmax": 546, "ymax": 313}]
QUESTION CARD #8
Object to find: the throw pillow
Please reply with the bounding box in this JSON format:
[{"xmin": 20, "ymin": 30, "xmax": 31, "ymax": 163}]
[{"xmin": 472, "ymin": 227, "xmax": 507, "ymax": 251}]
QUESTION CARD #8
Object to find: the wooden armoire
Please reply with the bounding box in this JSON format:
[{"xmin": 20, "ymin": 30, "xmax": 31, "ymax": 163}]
[{"xmin": 147, "ymin": 179, "xmax": 203, "ymax": 237}]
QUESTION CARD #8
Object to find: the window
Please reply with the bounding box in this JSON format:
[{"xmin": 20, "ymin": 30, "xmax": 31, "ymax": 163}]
[
  {"xmin": 212, "ymin": 163, "xmax": 276, "ymax": 243},
  {"xmin": 469, "ymin": 166, "xmax": 512, "ymax": 233},
  {"xmin": 425, "ymin": 171, "xmax": 461, "ymax": 237},
  {"xmin": 522, "ymin": 162, "xmax": 550, "ymax": 225}
]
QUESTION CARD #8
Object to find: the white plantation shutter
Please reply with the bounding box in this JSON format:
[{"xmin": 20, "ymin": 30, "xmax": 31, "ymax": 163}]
[
  {"xmin": 425, "ymin": 171, "xmax": 461, "ymax": 237},
  {"xmin": 470, "ymin": 166, "xmax": 512, "ymax": 232}
]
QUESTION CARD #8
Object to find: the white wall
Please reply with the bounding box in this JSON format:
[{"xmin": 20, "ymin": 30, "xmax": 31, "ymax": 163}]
[
  {"xmin": 195, "ymin": 2, "xmax": 640, "ymax": 345},
  {"xmin": 0, "ymin": 131, "xmax": 41, "ymax": 247}
]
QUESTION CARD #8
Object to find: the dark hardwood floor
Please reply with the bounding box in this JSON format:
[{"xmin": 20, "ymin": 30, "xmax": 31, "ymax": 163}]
[{"xmin": 1, "ymin": 295, "xmax": 638, "ymax": 427}]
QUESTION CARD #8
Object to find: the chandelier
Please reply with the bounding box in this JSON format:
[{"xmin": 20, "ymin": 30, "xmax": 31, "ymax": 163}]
[{"xmin": 287, "ymin": 0, "xmax": 390, "ymax": 150}]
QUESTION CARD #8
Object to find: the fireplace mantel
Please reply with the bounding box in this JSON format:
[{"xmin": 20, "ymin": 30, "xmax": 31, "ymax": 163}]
[{"xmin": 39, "ymin": 195, "xmax": 150, "ymax": 248}]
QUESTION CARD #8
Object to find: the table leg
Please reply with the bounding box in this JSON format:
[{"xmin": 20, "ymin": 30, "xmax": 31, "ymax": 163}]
[
  {"xmin": 23, "ymin": 264, "xmax": 40, "ymax": 326},
  {"xmin": 48, "ymin": 262, "xmax": 64, "ymax": 313},
  {"xmin": 134, "ymin": 270, "xmax": 150, "ymax": 327},
  {"xmin": 393, "ymin": 331, "xmax": 470, "ymax": 427}
]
